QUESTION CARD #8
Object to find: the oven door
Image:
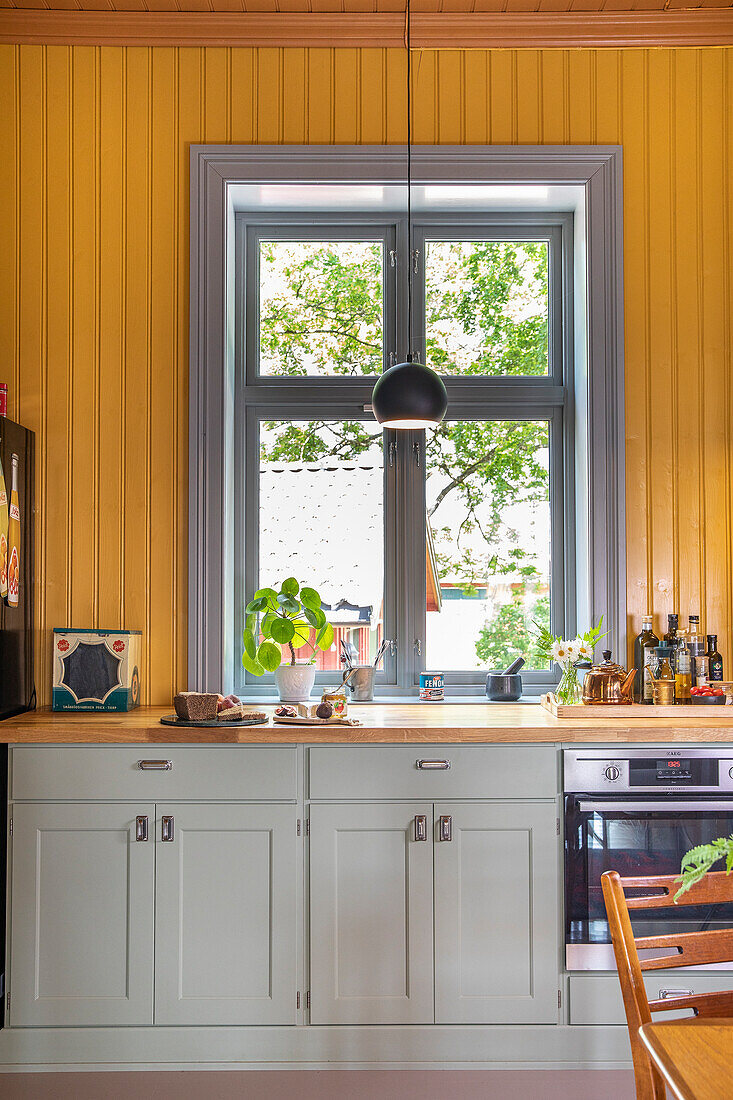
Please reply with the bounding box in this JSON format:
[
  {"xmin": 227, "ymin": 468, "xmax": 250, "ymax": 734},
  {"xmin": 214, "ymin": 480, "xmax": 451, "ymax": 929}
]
[{"xmin": 565, "ymin": 794, "xmax": 733, "ymax": 970}]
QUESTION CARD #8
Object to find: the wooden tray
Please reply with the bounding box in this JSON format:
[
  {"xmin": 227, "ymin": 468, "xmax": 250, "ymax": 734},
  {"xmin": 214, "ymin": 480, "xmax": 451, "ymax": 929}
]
[
  {"xmin": 272, "ymin": 714, "xmax": 361, "ymax": 727},
  {"xmin": 160, "ymin": 713, "xmax": 269, "ymax": 728},
  {"xmin": 539, "ymin": 692, "xmax": 722, "ymax": 718}
]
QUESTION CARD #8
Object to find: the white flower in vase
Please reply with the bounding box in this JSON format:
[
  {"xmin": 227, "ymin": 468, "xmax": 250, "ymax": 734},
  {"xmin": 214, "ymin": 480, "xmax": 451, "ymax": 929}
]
[{"xmin": 551, "ymin": 639, "xmax": 572, "ymax": 667}]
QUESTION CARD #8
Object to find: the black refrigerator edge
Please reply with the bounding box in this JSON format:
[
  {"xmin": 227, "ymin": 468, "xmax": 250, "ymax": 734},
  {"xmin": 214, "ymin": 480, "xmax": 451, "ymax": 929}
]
[{"xmin": 0, "ymin": 416, "xmax": 35, "ymax": 1026}]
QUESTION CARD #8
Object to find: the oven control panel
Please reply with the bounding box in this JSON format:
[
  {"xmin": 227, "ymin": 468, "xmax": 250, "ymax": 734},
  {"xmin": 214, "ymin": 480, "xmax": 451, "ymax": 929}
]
[{"xmin": 564, "ymin": 748, "xmax": 733, "ymax": 793}]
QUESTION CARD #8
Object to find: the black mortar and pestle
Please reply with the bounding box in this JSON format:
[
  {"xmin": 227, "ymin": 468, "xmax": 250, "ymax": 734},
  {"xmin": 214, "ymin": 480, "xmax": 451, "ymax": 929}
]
[{"xmin": 485, "ymin": 657, "xmax": 525, "ymax": 702}]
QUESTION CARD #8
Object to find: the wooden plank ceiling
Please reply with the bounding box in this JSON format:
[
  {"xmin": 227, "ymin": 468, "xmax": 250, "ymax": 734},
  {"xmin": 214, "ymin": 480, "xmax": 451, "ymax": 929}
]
[{"xmin": 1, "ymin": 0, "xmax": 733, "ymax": 61}]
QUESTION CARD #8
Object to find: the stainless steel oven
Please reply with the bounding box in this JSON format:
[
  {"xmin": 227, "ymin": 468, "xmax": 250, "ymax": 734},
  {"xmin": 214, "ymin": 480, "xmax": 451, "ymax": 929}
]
[{"xmin": 564, "ymin": 747, "xmax": 733, "ymax": 970}]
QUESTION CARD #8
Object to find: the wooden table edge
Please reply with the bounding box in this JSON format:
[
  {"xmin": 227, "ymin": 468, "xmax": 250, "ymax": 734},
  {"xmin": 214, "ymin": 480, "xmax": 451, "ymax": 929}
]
[
  {"xmin": 640, "ymin": 1020, "xmax": 733, "ymax": 1100},
  {"xmin": 640, "ymin": 1021, "xmax": 691, "ymax": 1100}
]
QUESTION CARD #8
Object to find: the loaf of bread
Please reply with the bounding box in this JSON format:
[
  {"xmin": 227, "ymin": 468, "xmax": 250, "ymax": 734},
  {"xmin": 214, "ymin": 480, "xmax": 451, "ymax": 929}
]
[{"xmin": 174, "ymin": 692, "xmax": 219, "ymax": 721}]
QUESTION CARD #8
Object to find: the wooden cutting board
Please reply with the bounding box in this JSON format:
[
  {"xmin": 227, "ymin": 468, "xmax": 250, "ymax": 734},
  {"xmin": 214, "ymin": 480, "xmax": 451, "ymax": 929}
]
[{"xmin": 540, "ymin": 692, "xmax": 729, "ymax": 718}]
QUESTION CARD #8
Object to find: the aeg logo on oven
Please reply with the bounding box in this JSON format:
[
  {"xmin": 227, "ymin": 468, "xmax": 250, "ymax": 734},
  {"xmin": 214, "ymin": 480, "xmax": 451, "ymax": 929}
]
[{"xmin": 666, "ymin": 751, "xmax": 682, "ymax": 756}]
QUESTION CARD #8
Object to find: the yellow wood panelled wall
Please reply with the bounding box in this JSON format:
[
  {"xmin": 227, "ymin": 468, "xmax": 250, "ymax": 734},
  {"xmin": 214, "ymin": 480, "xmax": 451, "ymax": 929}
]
[{"xmin": 1, "ymin": 44, "xmax": 732, "ymax": 702}]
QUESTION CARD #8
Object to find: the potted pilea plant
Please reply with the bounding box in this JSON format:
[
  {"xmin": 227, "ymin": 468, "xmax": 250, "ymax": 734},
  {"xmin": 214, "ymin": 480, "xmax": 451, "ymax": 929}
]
[{"xmin": 242, "ymin": 578, "xmax": 334, "ymax": 702}]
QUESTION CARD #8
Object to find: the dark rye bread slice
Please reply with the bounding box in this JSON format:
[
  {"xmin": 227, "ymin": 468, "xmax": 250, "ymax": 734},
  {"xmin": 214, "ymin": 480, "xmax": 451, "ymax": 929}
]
[
  {"xmin": 174, "ymin": 692, "xmax": 219, "ymax": 721},
  {"xmin": 218, "ymin": 705, "xmax": 267, "ymax": 722}
]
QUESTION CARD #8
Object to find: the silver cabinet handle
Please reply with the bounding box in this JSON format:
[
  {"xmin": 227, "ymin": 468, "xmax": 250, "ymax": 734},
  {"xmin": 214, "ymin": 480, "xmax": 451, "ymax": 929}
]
[
  {"xmin": 439, "ymin": 815, "xmax": 452, "ymax": 842},
  {"xmin": 138, "ymin": 759, "xmax": 172, "ymax": 771},
  {"xmin": 161, "ymin": 815, "xmax": 174, "ymax": 842},
  {"xmin": 135, "ymin": 815, "xmax": 148, "ymax": 842},
  {"xmin": 414, "ymin": 814, "xmax": 428, "ymax": 842},
  {"xmin": 659, "ymin": 987, "xmax": 695, "ymax": 999},
  {"xmin": 416, "ymin": 759, "xmax": 450, "ymax": 770}
]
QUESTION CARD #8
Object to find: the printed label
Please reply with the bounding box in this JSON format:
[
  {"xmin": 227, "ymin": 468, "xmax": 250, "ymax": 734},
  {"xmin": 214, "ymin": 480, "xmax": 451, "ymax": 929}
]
[
  {"xmin": 9, "ymin": 503, "xmax": 19, "ymax": 522},
  {"xmin": 643, "ymin": 648, "xmax": 655, "ymax": 702},
  {"xmin": 7, "ymin": 545, "xmax": 18, "ymax": 605}
]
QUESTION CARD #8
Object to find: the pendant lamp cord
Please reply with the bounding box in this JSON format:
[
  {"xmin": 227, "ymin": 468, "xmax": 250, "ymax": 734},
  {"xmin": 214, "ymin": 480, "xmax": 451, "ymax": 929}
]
[{"xmin": 406, "ymin": 0, "xmax": 413, "ymax": 363}]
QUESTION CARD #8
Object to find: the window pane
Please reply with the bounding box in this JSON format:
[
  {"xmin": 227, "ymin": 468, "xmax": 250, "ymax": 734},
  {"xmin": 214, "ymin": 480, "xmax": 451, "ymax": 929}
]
[
  {"xmin": 259, "ymin": 420, "xmax": 385, "ymax": 671},
  {"xmin": 424, "ymin": 420, "xmax": 551, "ymax": 673},
  {"xmin": 424, "ymin": 240, "xmax": 549, "ymax": 377},
  {"xmin": 258, "ymin": 241, "xmax": 383, "ymax": 377}
]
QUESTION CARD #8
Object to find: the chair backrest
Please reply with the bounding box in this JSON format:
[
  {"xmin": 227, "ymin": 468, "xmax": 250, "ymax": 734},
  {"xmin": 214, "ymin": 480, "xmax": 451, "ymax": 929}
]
[{"xmin": 601, "ymin": 869, "xmax": 733, "ymax": 1100}]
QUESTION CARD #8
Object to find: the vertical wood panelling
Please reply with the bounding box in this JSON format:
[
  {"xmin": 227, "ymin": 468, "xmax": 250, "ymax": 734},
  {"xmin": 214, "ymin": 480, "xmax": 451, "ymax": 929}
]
[
  {"xmin": 43, "ymin": 46, "xmax": 72, "ymax": 695},
  {"xmin": 3, "ymin": 43, "xmax": 733, "ymax": 700}
]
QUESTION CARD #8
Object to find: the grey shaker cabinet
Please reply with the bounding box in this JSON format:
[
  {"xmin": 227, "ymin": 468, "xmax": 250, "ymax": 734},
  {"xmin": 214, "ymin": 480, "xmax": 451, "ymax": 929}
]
[
  {"xmin": 309, "ymin": 803, "xmax": 435, "ymax": 1025},
  {"xmin": 433, "ymin": 801, "xmax": 559, "ymax": 1024},
  {"xmin": 154, "ymin": 803, "xmax": 298, "ymax": 1025},
  {"xmin": 309, "ymin": 799, "xmax": 559, "ymax": 1026},
  {"xmin": 9, "ymin": 801, "xmax": 299, "ymax": 1028},
  {"xmin": 9, "ymin": 803, "xmax": 156, "ymax": 1027}
]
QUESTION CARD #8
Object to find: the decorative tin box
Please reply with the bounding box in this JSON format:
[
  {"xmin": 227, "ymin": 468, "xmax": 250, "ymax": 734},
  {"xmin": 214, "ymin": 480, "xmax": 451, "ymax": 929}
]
[{"xmin": 52, "ymin": 628, "xmax": 141, "ymax": 711}]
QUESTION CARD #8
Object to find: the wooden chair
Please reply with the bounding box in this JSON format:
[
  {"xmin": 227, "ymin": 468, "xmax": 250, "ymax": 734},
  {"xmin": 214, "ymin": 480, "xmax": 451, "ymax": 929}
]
[{"xmin": 602, "ymin": 869, "xmax": 733, "ymax": 1100}]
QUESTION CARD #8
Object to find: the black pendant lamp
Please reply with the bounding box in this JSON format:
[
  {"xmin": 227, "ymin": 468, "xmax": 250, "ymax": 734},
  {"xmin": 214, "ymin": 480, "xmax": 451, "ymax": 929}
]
[{"xmin": 371, "ymin": 0, "xmax": 448, "ymax": 431}]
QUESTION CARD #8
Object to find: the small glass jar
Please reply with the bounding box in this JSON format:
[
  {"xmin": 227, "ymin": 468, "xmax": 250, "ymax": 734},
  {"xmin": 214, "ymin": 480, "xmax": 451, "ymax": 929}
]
[{"xmin": 321, "ymin": 689, "xmax": 348, "ymax": 717}]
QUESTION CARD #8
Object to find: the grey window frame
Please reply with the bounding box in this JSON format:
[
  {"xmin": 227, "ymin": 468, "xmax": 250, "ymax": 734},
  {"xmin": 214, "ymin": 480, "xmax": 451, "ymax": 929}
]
[
  {"xmin": 236, "ymin": 211, "xmax": 573, "ymax": 697},
  {"xmin": 189, "ymin": 145, "xmax": 625, "ymax": 698}
]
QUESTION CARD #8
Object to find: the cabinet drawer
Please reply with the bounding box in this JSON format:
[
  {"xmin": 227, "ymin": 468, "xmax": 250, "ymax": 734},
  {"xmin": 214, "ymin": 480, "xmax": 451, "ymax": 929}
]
[
  {"xmin": 11, "ymin": 745, "xmax": 298, "ymax": 801},
  {"xmin": 309, "ymin": 745, "xmax": 557, "ymax": 800},
  {"xmin": 569, "ymin": 972, "xmax": 733, "ymax": 1025}
]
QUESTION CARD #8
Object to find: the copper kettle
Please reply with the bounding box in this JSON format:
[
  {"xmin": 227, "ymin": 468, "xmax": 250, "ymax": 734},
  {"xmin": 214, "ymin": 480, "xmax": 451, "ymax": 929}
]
[{"xmin": 582, "ymin": 650, "xmax": 636, "ymax": 705}]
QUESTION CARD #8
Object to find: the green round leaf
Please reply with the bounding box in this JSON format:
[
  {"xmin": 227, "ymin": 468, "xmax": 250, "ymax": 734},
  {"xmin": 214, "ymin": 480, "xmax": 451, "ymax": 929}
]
[
  {"xmin": 245, "ymin": 612, "xmax": 257, "ymax": 637},
  {"xmin": 303, "ymin": 608, "xmax": 319, "ymax": 629},
  {"xmin": 277, "ymin": 594, "xmax": 300, "ymax": 615},
  {"xmin": 245, "ymin": 596, "xmax": 268, "ymax": 614},
  {"xmin": 260, "ymin": 611, "xmax": 277, "ymax": 639},
  {"xmin": 242, "ymin": 649, "xmax": 264, "ymax": 677},
  {"xmin": 242, "ymin": 629, "xmax": 257, "ymax": 660},
  {"xmin": 291, "ymin": 619, "xmax": 311, "ymax": 650},
  {"xmin": 270, "ymin": 617, "xmax": 295, "ymax": 644},
  {"xmin": 300, "ymin": 587, "xmax": 321, "ymax": 611},
  {"xmin": 257, "ymin": 640, "xmax": 282, "ymax": 672},
  {"xmin": 254, "ymin": 587, "xmax": 278, "ymax": 606},
  {"xmin": 280, "ymin": 577, "xmax": 300, "ymax": 597},
  {"xmin": 315, "ymin": 621, "xmax": 334, "ymax": 651}
]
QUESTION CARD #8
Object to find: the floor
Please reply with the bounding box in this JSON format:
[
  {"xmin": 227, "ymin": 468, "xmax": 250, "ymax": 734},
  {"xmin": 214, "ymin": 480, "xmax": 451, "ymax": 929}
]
[{"xmin": 0, "ymin": 1069, "xmax": 638, "ymax": 1099}]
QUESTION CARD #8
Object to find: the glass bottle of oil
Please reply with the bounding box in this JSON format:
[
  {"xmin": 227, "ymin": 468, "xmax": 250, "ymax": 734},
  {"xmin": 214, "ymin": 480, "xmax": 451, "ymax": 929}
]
[
  {"xmin": 687, "ymin": 614, "xmax": 705, "ymax": 682},
  {"xmin": 675, "ymin": 643, "xmax": 692, "ymax": 704},
  {"xmin": 707, "ymin": 635, "xmax": 724, "ymax": 682},
  {"xmin": 663, "ymin": 614, "xmax": 680, "ymax": 671},
  {"xmin": 633, "ymin": 615, "xmax": 658, "ymax": 704}
]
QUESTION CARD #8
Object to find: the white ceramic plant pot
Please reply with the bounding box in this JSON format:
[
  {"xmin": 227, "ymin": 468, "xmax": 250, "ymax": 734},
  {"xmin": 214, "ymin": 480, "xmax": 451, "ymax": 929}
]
[{"xmin": 275, "ymin": 662, "xmax": 316, "ymax": 703}]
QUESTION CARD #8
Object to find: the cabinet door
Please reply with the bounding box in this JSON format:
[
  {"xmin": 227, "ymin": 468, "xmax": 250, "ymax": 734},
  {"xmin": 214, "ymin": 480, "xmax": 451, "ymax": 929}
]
[
  {"xmin": 434, "ymin": 801, "xmax": 559, "ymax": 1024},
  {"xmin": 10, "ymin": 803, "xmax": 155, "ymax": 1026},
  {"xmin": 309, "ymin": 803, "xmax": 434, "ymax": 1024},
  {"xmin": 154, "ymin": 803, "xmax": 298, "ymax": 1025}
]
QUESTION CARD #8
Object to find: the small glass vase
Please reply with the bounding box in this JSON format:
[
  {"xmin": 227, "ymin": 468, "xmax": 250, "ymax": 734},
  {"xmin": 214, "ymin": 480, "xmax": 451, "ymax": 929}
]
[{"xmin": 557, "ymin": 662, "xmax": 583, "ymax": 705}]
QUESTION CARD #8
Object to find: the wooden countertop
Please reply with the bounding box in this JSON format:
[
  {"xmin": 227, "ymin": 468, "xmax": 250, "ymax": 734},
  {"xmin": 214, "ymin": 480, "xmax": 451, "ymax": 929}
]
[{"xmin": 2, "ymin": 704, "xmax": 733, "ymax": 743}]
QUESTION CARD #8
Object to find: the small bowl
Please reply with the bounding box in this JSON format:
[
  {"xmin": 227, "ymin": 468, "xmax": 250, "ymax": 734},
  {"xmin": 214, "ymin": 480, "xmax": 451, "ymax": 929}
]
[
  {"xmin": 690, "ymin": 693, "xmax": 727, "ymax": 705},
  {"xmin": 486, "ymin": 673, "xmax": 522, "ymax": 702}
]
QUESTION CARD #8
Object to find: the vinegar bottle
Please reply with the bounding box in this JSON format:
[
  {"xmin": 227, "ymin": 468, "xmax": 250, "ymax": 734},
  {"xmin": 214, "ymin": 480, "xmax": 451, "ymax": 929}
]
[
  {"xmin": 0, "ymin": 455, "xmax": 8, "ymax": 599},
  {"xmin": 7, "ymin": 453, "xmax": 20, "ymax": 608}
]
